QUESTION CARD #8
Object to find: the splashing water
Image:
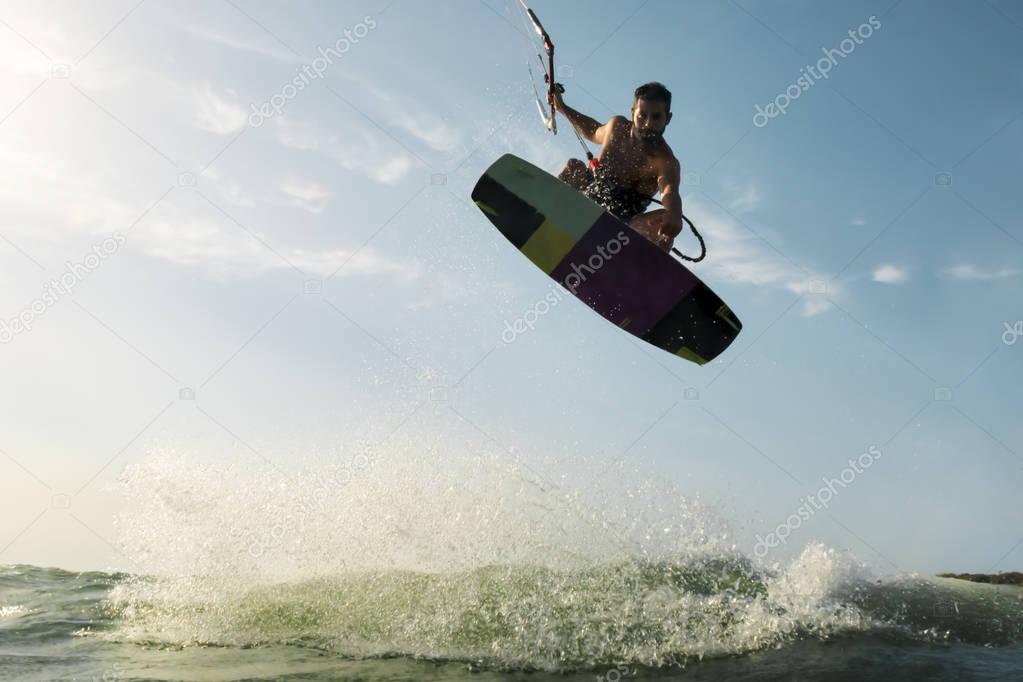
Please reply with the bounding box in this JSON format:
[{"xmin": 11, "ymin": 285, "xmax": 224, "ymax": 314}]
[{"xmin": 103, "ymin": 445, "xmax": 883, "ymax": 671}]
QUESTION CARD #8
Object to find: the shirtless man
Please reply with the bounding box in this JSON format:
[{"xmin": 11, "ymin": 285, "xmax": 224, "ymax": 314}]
[{"xmin": 550, "ymin": 82, "xmax": 683, "ymax": 252}]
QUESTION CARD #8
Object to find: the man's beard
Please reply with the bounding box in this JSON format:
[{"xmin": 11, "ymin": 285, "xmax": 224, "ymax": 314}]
[{"xmin": 638, "ymin": 129, "xmax": 663, "ymax": 146}]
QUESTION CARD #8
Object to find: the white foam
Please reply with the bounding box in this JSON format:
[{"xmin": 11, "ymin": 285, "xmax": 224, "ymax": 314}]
[
  {"xmin": 0, "ymin": 605, "xmax": 27, "ymax": 619},
  {"xmin": 105, "ymin": 446, "xmax": 875, "ymax": 668}
]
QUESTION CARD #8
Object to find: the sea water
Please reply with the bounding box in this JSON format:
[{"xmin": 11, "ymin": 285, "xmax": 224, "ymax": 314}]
[{"xmin": 1, "ymin": 449, "xmax": 1021, "ymax": 681}]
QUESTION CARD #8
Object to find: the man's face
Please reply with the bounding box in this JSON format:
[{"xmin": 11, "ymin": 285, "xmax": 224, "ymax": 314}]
[{"xmin": 630, "ymin": 97, "xmax": 671, "ymax": 144}]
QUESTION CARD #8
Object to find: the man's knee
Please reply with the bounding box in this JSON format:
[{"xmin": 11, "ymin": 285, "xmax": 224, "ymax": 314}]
[
  {"xmin": 559, "ymin": 158, "xmax": 584, "ymax": 176},
  {"xmin": 559, "ymin": 158, "xmax": 588, "ymax": 188}
]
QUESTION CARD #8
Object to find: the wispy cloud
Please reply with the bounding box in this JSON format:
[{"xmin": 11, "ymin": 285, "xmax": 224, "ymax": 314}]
[
  {"xmin": 140, "ymin": 209, "xmax": 423, "ymax": 280},
  {"xmin": 202, "ymin": 166, "xmax": 256, "ymax": 208},
  {"xmin": 942, "ymin": 263, "xmax": 1021, "ymax": 281},
  {"xmin": 0, "ymin": 137, "xmax": 419, "ymax": 282},
  {"xmin": 390, "ymin": 112, "xmax": 462, "ymax": 152},
  {"xmin": 280, "ymin": 177, "xmax": 332, "ymax": 213},
  {"xmin": 872, "ymin": 263, "xmax": 907, "ymax": 284},
  {"xmin": 186, "ymin": 25, "xmax": 299, "ymax": 63},
  {"xmin": 683, "ymin": 196, "xmax": 837, "ymax": 317},
  {"xmin": 725, "ymin": 181, "xmax": 763, "ymax": 213},
  {"xmin": 368, "ymin": 156, "xmax": 415, "ymax": 184},
  {"xmin": 330, "ymin": 68, "xmax": 465, "ymax": 158},
  {"xmin": 273, "ymin": 116, "xmax": 418, "ymax": 185},
  {"xmin": 194, "ymin": 83, "xmax": 248, "ymax": 135}
]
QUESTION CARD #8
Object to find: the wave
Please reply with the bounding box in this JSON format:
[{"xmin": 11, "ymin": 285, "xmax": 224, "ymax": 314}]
[{"xmin": 84, "ymin": 448, "xmax": 1022, "ymax": 671}]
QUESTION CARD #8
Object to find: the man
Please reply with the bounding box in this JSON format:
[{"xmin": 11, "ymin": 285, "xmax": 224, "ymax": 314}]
[{"xmin": 550, "ymin": 82, "xmax": 683, "ymax": 252}]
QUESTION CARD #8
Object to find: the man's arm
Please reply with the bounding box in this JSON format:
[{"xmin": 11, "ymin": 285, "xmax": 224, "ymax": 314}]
[
  {"xmin": 549, "ymin": 90, "xmax": 620, "ymax": 144},
  {"xmin": 656, "ymin": 159, "xmax": 684, "ymax": 248}
]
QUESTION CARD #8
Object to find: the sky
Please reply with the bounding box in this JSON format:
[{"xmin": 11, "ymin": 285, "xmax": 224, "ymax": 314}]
[{"xmin": 0, "ymin": 0, "xmax": 1021, "ymax": 576}]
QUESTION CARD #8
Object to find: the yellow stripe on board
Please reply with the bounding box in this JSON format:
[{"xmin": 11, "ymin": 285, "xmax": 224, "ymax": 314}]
[
  {"xmin": 716, "ymin": 304, "xmax": 741, "ymax": 332},
  {"xmin": 474, "ymin": 199, "xmax": 498, "ymax": 217},
  {"xmin": 520, "ymin": 219, "xmax": 577, "ymax": 273},
  {"xmin": 675, "ymin": 346, "xmax": 708, "ymax": 365}
]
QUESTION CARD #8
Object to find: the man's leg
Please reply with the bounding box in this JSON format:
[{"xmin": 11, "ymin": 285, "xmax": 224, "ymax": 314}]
[
  {"xmin": 628, "ymin": 209, "xmax": 673, "ymax": 251},
  {"xmin": 558, "ymin": 158, "xmax": 590, "ymax": 191}
]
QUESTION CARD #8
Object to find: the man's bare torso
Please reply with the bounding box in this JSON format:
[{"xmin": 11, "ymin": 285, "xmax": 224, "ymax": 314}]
[{"xmin": 596, "ymin": 116, "xmax": 674, "ymax": 195}]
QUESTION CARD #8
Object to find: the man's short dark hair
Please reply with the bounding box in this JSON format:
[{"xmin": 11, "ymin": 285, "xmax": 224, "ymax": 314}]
[{"xmin": 633, "ymin": 82, "xmax": 671, "ymax": 112}]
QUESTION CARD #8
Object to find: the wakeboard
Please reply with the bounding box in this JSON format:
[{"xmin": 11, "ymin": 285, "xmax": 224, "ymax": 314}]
[{"xmin": 471, "ymin": 153, "xmax": 741, "ymax": 365}]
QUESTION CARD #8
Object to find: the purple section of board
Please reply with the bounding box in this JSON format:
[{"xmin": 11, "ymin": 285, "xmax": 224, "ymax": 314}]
[{"xmin": 548, "ymin": 213, "xmax": 700, "ymax": 335}]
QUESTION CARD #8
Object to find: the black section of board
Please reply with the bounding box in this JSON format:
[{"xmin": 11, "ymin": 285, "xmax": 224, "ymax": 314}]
[
  {"xmin": 471, "ymin": 174, "xmax": 545, "ymax": 249},
  {"xmin": 642, "ymin": 284, "xmax": 742, "ymax": 364}
]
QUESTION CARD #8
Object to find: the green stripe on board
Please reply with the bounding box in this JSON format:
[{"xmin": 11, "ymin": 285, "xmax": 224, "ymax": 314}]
[{"xmin": 484, "ymin": 154, "xmax": 602, "ymax": 240}]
